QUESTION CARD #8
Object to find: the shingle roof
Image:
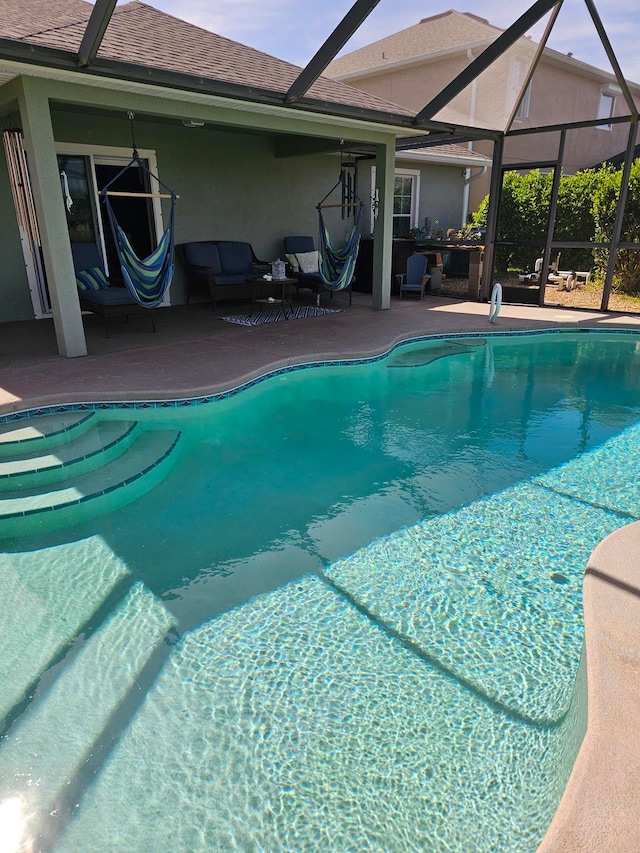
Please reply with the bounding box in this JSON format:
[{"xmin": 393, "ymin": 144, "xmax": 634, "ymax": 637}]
[
  {"xmin": 327, "ymin": 10, "xmax": 502, "ymax": 78},
  {"xmin": 399, "ymin": 142, "xmax": 490, "ymax": 164},
  {"xmin": 0, "ymin": 0, "xmax": 91, "ymax": 40},
  {"xmin": 0, "ymin": 0, "xmax": 414, "ymax": 118}
]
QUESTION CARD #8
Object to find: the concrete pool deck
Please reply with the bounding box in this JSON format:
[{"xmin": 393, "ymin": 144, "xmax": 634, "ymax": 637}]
[{"xmin": 2, "ymin": 292, "xmax": 640, "ymax": 851}]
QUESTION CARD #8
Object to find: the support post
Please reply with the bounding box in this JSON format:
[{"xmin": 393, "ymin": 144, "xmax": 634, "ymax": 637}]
[
  {"xmin": 480, "ymin": 135, "xmax": 504, "ymax": 301},
  {"xmin": 601, "ymin": 120, "xmax": 638, "ymax": 310},
  {"xmin": 285, "ymin": 0, "xmax": 382, "ymax": 104},
  {"xmin": 18, "ymin": 77, "xmax": 87, "ymax": 357},
  {"xmin": 77, "ymin": 0, "xmax": 117, "ymax": 67},
  {"xmin": 538, "ymin": 129, "xmax": 565, "ymax": 306},
  {"xmin": 372, "ymin": 141, "xmax": 395, "ymax": 310}
]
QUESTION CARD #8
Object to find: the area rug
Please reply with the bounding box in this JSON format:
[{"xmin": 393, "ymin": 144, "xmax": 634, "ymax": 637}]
[{"xmin": 219, "ymin": 306, "xmax": 343, "ymax": 327}]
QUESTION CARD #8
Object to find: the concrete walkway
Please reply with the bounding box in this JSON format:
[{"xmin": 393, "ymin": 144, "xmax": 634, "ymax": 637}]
[{"xmin": 2, "ymin": 292, "xmax": 640, "ymax": 851}]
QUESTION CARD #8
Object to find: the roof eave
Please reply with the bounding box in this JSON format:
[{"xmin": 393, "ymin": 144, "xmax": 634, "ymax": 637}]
[
  {"xmin": 331, "ymin": 39, "xmax": 494, "ymax": 82},
  {"xmin": 397, "ymin": 149, "xmax": 491, "ymax": 167},
  {"xmin": 541, "ymin": 45, "xmax": 640, "ymax": 89}
]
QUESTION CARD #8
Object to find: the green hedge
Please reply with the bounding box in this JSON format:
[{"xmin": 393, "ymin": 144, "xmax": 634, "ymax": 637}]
[
  {"xmin": 592, "ymin": 159, "xmax": 640, "ymax": 294},
  {"xmin": 472, "ymin": 161, "xmax": 640, "ymax": 293}
]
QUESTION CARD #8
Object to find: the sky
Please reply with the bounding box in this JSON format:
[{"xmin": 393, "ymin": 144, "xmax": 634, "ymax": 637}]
[{"xmin": 149, "ymin": 0, "xmax": 640, "ymax": 83}]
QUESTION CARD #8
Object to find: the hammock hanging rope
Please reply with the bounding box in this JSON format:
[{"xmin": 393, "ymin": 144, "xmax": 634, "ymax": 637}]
[
  {"xmin": 316, "ymin": 172, "xmax": 363, "ymax": 292},
  {"xmin": 100, "ymin": 113, "xmax": 177, "ymax": 309}
]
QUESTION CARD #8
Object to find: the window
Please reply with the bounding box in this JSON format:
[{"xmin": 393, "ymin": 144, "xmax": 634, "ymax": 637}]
[
  {"xmin": 597, "ymin": 91, "xmax": 616, "ymax": 130},
  {"xmin": 393, "ymin": 175, "xmax": 415, "ymax": 237},
  {"xmin": 510, "ymin": 56, "xmax": 532, "ymax": 123},
  {"xmin": 370, "ymin": 167, "xmax": 420, "ymax": 236},
  {"xmin": 57, "ymin": 155, "xmax": 98, "ymax": 244},
  {"xmin": 515, "ymin": 82, "xmax": 531, "ymax": 121}
]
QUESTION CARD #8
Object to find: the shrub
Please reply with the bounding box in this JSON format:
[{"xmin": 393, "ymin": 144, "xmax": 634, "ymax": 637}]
[
  {"xmin": 473, "ymin": 170, "xmax": 552, "ymax": 273},
  {"xmin": 592, "ymin": 160, "xmax": 640, "ymax": 295}
]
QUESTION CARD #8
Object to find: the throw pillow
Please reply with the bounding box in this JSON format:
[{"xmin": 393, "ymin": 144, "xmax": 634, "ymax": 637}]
[
  {"xmin": 296, "ymin": 251, "xmax": 319, "ymax": 274},
  {"xmin": 285, "ymin": 253, "xmax": 299, "ymax": 273},
  {"xmin": 76, "ymin": 267, "xmax": 110, "ymax": 291}
]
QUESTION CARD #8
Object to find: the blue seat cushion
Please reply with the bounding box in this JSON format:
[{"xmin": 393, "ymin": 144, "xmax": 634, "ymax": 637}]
[
  {"xmin": 79, "ymin": 287, "xmax": 138, "ymax": 306},
  {"xmin": 299, "ymin": 271, "xmax": 323, "ymax": 283},
  {"xmin": 183, "ymin": 242, "xmax": 222, "ymax": 275},
  {"xmin": 216, "ymin": 241, "xmax": 253, "ymax": 275}
]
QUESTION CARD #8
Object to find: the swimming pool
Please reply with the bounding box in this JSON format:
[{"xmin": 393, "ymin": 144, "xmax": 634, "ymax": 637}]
[{"xmin": 1, "ymin": 329, "xmax": 640, "ymax": 852}]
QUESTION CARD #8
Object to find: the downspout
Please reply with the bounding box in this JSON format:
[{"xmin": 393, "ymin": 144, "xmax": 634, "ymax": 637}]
[{"xmin": 461, "ymin": 47, "xmax": 479, "ymax": 227}]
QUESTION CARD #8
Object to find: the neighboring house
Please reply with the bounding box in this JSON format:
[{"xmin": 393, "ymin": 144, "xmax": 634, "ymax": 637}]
[
  {"xmin": 327, "ymin": 9, "xmax": 640, "ymax": 215},
  {"xmin": 0, "ymin": 0, "xmax": 435, "ymax": 357}
]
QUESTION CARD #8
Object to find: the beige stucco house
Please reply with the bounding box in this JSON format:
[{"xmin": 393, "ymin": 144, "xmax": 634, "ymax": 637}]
[{"xmin": 328, "ymin": 9, "xmax": 640, "ymax": 215}]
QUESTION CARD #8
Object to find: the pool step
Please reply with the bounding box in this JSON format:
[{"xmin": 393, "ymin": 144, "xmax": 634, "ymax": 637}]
[
  {"xmin": 0, "ymin": 420, "xmax": 140, "ymax": 491},
  {"xmin": 0, "ymin": 428, "xmax": 182, "ymax": 537},
  {"xmin": 0, "ymin": 411, "xmax": 96, "ymax": 456}
]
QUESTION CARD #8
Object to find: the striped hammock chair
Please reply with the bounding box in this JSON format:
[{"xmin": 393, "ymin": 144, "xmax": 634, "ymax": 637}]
[
  {"xmin": 317, "ymin": 174, "xmax": 364, "ymax": 292},
  {"xmin": 101, "ymin": 151, "xmax": 177, "ymax": 309}
]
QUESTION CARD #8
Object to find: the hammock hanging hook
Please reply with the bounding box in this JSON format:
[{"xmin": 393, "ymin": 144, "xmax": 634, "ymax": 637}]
[{"xmin": 127, "ymin": 110, "xmax": 140, "ymax": 162}]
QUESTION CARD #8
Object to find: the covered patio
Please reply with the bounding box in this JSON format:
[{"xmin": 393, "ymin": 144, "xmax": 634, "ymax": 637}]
[{"xmin": 1, "ymin": 0, "xmax": 639, "ymax": 362}]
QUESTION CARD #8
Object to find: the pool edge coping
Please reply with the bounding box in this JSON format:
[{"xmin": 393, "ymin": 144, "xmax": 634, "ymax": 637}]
[{"xmin": 537, "ymin": 520, "xmax": 640, "ymax": 853}]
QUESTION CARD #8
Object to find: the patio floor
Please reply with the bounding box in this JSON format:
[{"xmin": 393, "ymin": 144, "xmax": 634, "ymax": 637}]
[{"xmin": 2, "ymin": 291, "xmax": 640, "ymax": 415}]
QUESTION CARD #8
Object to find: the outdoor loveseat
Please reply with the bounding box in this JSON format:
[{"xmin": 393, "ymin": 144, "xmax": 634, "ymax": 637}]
[{"xmin": 177, "ymin": 241, "xmax": 270, "ymax": 308}]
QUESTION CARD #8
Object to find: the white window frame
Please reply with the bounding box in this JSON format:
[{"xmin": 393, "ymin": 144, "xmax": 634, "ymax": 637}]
[
  {"xmin": 515, "ymin": 81, "xmax": 532, "ymax": 121},
  {"xmin": 55, "ymin": 142, "xmax": 170, "ymax": 306},
  {"xmin": 597, "ymin": 90, "xmax": 616, "ymax": 131},
  {"xmin": 510, "ymin": 55, "xmax": 532, "ymax": 123},
  {"xmin": 370, "ymin": 166, "xmax": 421, "ymax": 236}
]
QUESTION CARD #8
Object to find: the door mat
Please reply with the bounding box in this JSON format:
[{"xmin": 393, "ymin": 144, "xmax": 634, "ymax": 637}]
[{"xmin": 219, "ymin": 306, "xmax": 343, "ymax": 327}]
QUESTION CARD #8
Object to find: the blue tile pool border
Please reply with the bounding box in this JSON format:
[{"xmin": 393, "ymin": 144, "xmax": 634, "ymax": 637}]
[{"xmin": 2, "ymin": 327, "xmax": 639, "ymax": 424}]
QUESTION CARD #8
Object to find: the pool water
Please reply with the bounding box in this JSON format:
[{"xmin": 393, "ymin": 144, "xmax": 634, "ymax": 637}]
[{"xmin": 2, "ymin": 330, "xmax": 640, "ymax": 852}]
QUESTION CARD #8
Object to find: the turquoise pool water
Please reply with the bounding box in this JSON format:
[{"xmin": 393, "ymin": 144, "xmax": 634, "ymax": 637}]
[{"xmin": 2, "ymin": 330, "xmax": 640, "ymax": 852}]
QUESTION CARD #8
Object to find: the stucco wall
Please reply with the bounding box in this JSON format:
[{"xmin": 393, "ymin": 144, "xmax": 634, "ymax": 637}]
[
  {"xmin": 504, "ymin": 61, "xmax": 638, "ymax": 172},
  {"xmin": 340, "ymin": 56, "xmax": 468, "ymax": 116},
  {"xmin": 358, "ymin": 156, "xmax": 466, "ymax": 238},
  {"xmin": 337, "ymin": 53, "xmax": 640, "ymax": 221},
  {"xmin": 415, "ymin": 161, "xmax": 466, "ymax": 234}
]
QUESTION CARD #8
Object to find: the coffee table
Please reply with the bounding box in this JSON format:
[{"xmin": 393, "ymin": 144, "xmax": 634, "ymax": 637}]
[{"xmin": 250, "ymin": 277, "xmax": 297, "ymax": 318}]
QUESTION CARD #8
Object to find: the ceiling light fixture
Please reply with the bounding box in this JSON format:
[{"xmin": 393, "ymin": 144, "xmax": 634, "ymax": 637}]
[{"xmin": 182, "ymin": 119, "xmax": 205, "ymax": 128}]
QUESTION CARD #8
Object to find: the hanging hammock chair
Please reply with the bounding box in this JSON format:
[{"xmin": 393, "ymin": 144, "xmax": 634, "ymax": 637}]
[
  {"xmin": 316, "ymin": 172, "xmax": 364, "ymax": 293},
  {"xmin": 100, "ymin": 118, "xmax": 177, "ymax": 309}
]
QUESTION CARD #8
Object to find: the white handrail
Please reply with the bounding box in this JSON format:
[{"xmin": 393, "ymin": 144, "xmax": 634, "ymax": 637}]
[{"xmin": 489, "ymin": 282, "xmax": 502, "ymax": 324}]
